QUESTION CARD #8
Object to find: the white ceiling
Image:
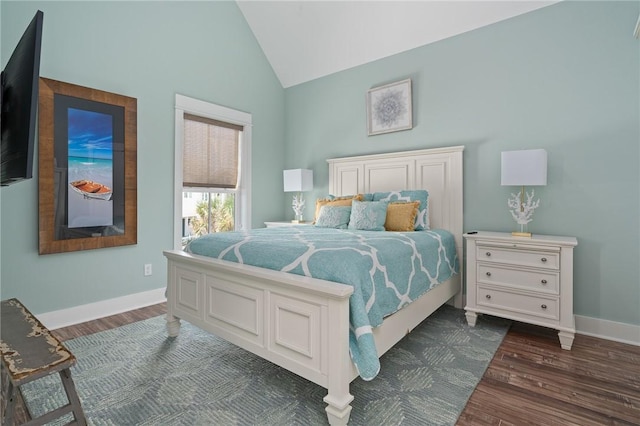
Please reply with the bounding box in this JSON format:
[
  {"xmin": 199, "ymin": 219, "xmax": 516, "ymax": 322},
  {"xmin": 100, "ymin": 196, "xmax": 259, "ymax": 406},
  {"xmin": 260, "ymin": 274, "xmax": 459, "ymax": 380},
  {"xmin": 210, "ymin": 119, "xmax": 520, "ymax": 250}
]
[{"xmin": 237, "ymin": 1, "xmax": 558, "ymax": 88}]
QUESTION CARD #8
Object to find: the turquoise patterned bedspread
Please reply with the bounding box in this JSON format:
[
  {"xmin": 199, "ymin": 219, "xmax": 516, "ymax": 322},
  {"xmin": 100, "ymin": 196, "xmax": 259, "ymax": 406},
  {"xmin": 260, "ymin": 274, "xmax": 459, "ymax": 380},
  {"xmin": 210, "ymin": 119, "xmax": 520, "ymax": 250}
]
[{"xmin": 185, "ymin": 226, "xmax": 459, "ymax": 380}]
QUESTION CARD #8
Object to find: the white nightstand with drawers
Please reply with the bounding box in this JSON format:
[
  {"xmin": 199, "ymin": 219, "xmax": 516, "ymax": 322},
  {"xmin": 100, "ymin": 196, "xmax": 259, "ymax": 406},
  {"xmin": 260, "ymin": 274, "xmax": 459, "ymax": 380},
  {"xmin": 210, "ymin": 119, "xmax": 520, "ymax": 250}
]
[{"xmin": 464, "ymin": 231, "xmax": 578, "ymax": 350}]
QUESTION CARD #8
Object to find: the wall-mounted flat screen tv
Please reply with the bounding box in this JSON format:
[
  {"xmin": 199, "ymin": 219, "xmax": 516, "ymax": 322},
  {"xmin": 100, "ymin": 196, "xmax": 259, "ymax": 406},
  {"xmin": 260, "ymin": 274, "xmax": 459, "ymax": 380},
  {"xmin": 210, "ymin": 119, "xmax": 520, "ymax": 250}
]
[{"xmin": 1, "ymin": 10, "xmax": 44, "ymax": 186}]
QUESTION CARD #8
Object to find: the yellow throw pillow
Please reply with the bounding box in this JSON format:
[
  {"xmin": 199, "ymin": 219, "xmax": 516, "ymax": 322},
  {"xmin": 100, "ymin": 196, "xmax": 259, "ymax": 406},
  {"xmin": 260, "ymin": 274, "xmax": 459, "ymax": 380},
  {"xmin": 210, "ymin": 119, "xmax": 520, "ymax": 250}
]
[
  {"xmin": 314, "ymin": 194, "xmax": 363, "ymax": 222},
  {"xmin": 385, "ymin": 201, "xmax": 420, "ymax": 232}
]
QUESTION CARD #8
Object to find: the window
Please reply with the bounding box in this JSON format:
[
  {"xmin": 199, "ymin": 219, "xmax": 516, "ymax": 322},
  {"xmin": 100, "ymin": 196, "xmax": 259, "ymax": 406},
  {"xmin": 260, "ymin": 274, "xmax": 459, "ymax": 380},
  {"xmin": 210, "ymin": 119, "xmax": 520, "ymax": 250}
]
[
  {"xmin": 181, "ymin": 191, "xmax": 235, "ymax": 245},
  {"xmin": 174, "ymin": 95, "xmax": 251, "ymax": 249}
]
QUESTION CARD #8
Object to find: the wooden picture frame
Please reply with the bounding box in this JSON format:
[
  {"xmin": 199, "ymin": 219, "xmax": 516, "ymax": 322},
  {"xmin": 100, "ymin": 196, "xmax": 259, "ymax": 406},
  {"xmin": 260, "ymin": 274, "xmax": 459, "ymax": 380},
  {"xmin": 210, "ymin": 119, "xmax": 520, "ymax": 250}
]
[
  {"xmin": 367, "ymin": 78, "xmax": 413, "ymax": 136},
  {"xmin": 38, "ymin": 78, "xmax": 137, "ymax": 254}
]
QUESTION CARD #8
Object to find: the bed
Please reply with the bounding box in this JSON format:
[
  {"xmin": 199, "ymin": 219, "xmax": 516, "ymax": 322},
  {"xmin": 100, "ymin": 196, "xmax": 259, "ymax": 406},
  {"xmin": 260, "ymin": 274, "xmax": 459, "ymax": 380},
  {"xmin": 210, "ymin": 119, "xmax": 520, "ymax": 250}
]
[{"xmin": 163, "ymin": 145, "xmax": 464, "ymax": 425}]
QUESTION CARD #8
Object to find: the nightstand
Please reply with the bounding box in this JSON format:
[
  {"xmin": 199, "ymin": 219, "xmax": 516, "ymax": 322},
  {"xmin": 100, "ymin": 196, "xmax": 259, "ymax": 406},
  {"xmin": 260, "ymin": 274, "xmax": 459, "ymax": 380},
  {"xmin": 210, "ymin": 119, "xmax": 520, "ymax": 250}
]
[
  {"xmin": 464, "ymin": 231, "xmax": 578, "ymax": 350},
  {"xmin": 264, "ymin": 221, "xmax": 313, "ymax": 228}
]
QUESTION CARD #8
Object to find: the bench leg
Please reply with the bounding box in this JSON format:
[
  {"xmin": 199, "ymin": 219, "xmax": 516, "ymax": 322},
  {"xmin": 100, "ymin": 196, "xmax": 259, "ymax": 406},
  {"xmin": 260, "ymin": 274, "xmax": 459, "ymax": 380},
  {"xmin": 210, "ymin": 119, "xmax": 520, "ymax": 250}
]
[
  {"xmin": 59, "ymin": 369, "xmax": 86, "ymax": 426},
  {"xmin": 4, "ymin": 380, "xmax": 16, "ymax": 426}
]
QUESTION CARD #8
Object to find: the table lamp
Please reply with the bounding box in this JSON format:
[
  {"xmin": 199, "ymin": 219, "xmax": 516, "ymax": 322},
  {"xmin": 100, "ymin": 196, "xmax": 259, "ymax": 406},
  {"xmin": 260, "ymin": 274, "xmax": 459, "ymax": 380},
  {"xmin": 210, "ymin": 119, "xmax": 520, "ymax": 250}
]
[
  {"xmin": 501, "ymin": 149, "xmax": 547, "ymax": 237},
  {"xmin": 283, "ymin": 169, "xmax": 313, "ymax": 223}
]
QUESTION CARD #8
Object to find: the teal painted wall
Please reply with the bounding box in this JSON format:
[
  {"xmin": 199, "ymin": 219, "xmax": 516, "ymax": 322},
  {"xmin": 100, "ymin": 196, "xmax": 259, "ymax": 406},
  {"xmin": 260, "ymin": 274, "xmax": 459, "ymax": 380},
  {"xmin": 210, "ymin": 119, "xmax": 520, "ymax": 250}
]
[
  {"xmin": 2, "ymin": 1, "xmax": 638, "ymax": 328},
  {"xmin": 284, "ymin": 2, "xmax": 640, "ymax": 326},
  {"xmin": 0, "ymin": 1, "xmax": 286, "ymax": 313}
]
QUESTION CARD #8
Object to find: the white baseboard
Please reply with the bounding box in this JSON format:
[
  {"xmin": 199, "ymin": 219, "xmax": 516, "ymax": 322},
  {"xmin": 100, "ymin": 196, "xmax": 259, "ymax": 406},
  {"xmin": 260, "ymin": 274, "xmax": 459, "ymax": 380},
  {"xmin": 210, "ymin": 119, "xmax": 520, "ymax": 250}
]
[
  {"xmin": 38, "ymin": 287, "xmax": 167, "ymax": 330},
  {"xmin": 575, "ymin": 315, "xmax": 640, "ymax": 347}
]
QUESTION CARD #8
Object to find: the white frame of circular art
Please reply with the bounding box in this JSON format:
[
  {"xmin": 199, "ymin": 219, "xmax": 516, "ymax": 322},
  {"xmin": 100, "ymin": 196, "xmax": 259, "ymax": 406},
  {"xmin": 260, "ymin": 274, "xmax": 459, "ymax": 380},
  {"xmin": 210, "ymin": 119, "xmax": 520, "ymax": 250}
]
[{"xmin": 366, "ymin": 78, "xmax": 413, "ymax": 136}]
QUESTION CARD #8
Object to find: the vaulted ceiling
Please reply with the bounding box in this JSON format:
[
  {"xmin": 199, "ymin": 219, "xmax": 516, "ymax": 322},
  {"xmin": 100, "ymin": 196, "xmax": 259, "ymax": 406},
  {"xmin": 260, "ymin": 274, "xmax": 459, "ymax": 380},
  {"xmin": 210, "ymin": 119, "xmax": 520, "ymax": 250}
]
[{"xmin": 237, "ymin": 1, "xmax": 558, "ymax": 88}]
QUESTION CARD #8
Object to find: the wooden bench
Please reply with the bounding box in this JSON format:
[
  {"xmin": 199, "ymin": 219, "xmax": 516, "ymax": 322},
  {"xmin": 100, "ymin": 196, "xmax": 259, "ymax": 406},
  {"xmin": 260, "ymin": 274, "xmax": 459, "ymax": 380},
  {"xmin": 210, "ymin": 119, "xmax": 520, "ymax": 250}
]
[{"xmin": 1, "ymin": 298, "xmax": 86, "ymax": 425}]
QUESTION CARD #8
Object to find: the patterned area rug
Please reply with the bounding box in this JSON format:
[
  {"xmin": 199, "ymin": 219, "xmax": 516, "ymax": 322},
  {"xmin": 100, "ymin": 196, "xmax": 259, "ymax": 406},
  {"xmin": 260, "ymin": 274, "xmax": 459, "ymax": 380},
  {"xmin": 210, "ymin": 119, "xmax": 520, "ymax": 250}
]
[{"xmin": 22, "ymin": 305, "xmax": 509, "ymax": 425}]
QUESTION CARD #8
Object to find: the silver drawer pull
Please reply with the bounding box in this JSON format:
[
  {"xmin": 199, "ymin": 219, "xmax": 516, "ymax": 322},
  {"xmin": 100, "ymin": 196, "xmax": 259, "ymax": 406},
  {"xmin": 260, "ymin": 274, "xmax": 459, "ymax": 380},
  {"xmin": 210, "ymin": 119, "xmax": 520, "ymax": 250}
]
[
  {"xmin": 485, "ymin": 252, "xmax": 491, "ymax": 257},
  {"xmin": 486, "ymin": 272, "xmax": 492, "ymax": 277},
  {"xmin": 541, "ymin": 304, "xmax": 547, "ymax": 310},
  {"xmin": 541, "ymin": 257, "xmax": 547, "ymax": 263},
  {"xmin": 485, "ymin": 294, "xmax": 491, "ymax": 299},
  {"xmin": 541, "ymin": 279, "xmax": 548, "ymax": 284}
]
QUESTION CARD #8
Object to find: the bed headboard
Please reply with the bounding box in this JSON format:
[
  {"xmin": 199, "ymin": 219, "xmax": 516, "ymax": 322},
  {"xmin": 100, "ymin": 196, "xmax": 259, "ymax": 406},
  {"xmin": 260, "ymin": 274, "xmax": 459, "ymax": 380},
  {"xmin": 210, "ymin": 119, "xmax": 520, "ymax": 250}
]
[{"xmin": 327, "ymin": 145, "xmax": 464, "ymax": 259}]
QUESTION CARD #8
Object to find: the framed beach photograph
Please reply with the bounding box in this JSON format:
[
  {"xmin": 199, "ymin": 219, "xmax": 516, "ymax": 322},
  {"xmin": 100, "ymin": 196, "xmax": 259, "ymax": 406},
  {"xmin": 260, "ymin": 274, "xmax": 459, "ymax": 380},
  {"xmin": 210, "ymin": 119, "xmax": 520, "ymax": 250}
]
[
  {"xmin": 367, "ymin": 78, "xmax": 413, "ymax": 136},
  {"xmin": 38, "ymin": 78, "xmax": 137, "ymax": 254}
]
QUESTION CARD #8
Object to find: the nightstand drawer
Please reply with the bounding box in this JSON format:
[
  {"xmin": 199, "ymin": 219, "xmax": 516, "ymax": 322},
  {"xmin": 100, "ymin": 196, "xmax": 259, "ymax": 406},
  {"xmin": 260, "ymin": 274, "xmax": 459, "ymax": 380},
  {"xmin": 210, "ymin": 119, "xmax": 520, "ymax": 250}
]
[
  {"xmin": 477, "ymin": 264, "xmax": 559, "ymax": 294},
  {"xmin": 476, "ymin": 245, "xmax": 559, "ymax": 270},
  {"xmin": 477, "ymin": 286, "xmax": 559, "ymax": 321}
]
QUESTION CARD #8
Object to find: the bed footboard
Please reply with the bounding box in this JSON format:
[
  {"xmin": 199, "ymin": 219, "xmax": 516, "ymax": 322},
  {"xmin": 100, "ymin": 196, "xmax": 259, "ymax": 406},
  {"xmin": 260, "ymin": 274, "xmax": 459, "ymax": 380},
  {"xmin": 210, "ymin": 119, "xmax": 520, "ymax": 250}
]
[{"xmin": 164, "ymin": 249, "xmax": 355, "ymax": 425}]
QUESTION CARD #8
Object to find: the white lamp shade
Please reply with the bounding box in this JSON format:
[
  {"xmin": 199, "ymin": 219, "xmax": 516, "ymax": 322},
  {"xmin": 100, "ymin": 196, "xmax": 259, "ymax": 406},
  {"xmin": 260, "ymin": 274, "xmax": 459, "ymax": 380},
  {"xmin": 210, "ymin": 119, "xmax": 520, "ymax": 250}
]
[
  {"xmin": 501, "ymin": 149, "xmax": 547, "ymax": 186},
  {"xmin": 283, "ymin": 169, "xmax": 313, "ymax": 192}
]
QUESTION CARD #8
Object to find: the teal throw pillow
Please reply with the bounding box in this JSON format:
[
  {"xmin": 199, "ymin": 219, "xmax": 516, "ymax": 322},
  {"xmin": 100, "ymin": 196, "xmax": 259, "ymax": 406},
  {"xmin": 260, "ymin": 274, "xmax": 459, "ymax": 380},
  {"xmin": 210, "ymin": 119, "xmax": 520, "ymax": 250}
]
[
  {"xmin": 314, "ymin": 205, "xmax": 351, "ymax": 229},
  {"xmin": 348, "ymin": 200, "xmax": 388, "ymax": 231}
]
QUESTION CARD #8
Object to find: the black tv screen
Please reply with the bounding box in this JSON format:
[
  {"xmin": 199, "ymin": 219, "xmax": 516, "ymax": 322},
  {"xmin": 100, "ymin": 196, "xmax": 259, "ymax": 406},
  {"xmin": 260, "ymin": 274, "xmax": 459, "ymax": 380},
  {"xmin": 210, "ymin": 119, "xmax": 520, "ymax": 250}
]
[{"xmin": 1, "ymin": 10, "xmax": 44, "ymax": 186}]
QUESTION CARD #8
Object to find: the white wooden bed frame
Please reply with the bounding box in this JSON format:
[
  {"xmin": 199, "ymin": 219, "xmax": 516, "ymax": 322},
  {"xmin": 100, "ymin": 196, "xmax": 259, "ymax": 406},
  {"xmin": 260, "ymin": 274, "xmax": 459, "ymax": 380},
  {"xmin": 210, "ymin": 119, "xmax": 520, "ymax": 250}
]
[{"xmin": 163, "ymin": 145, "xmax": 464, "ymax": 425}]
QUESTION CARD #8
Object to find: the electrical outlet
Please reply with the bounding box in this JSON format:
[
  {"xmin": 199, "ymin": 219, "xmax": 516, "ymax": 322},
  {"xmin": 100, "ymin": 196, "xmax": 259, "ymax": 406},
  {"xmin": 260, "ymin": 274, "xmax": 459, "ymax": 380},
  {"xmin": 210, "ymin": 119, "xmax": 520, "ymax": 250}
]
[{"xmin": 144, "ymin": 264, "xmax": 152, "ymax": 276}]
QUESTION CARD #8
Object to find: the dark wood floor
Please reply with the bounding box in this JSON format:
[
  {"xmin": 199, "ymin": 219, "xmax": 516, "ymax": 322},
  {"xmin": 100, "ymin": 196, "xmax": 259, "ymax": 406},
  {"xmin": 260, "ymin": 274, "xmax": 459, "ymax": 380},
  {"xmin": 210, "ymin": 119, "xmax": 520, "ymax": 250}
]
[
  {"xmin": 458, "ymin": 320, "xmax": 640, "ymax": 426},
  {"xmin": 17, "ymin": 304, "xmax": 640, "ymax": 425},
  {"xmin": 51, "ymin": 303, "xmax": 167, "ymax": 341}
]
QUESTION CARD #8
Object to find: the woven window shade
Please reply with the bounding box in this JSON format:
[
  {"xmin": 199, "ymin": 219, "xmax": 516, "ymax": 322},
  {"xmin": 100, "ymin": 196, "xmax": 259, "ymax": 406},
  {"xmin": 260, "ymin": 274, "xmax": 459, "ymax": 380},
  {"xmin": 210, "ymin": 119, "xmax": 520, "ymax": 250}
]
[{"xmin": 183, "ymin": 113, "xmax": 241, "ymax": 188}]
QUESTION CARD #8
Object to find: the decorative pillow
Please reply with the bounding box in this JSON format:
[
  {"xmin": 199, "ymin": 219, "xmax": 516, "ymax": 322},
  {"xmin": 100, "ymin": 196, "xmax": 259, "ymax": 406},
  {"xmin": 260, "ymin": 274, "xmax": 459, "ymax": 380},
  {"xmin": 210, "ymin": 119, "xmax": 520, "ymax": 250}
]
[
  {"xmin": 385, "ymin": 201, "xmax": 420, "ymax": 232},
  {"xmin": 325, "ymin": 193, "xmax": 369, "ymax": 202},
  {"xmin": 314, "ymin": 194, "xmax": 363, "ymax": 222},
  {"xmin": 373, "ymin": 190, "xmax": 429, "ymax": 230},
  {"xmin": 348, "ymin": 200, "xmax": 389, "ymax": 231},
  {"xmin": 314, "ymin": 205, "xmax": 351, "ymax": 229}
]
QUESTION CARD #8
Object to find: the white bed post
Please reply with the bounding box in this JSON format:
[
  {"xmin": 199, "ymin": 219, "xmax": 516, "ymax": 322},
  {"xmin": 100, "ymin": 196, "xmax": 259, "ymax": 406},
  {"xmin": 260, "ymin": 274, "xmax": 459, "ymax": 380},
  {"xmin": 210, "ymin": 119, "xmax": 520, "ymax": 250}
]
[
  {"xmin": 165, "ymin": 260, "xmax": 181, "ymax": 337},
  {"xmin": 166, "ymin": 314, "xmax": 181, "ymax": 337},
  {"xmin": 323, "ymin": 297, "xmax": 354, "ymax": 425}
]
